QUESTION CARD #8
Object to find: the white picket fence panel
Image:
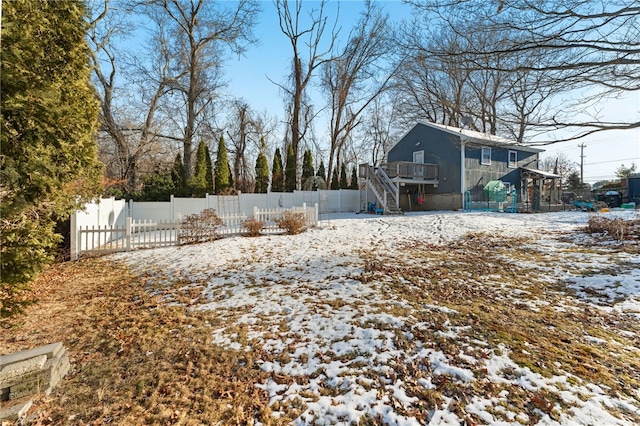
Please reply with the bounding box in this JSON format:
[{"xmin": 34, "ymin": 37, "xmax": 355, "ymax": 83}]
[
  {"xmin": 217, "ymin": 213, "xmax": 248, "ymax": 236},
  {"xmin": 131, "ymin": 219, "xmax": 180, "ymax": 249},
  {"xmin": 73, "ymin": 204, "xmax": 318, "ymax": 259},
  {"xmin": 253, "ymin": 204, "xmax": 318, "ymax": 232}
]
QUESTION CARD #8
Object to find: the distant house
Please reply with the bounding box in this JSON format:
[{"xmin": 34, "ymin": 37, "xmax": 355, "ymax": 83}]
[{"xmin": 359, "ymin": 121, "xmax": 559, "ymax": 212}]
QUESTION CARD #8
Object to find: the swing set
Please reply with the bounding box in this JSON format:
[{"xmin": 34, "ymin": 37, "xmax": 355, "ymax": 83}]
[
  {"xmin": 412, "ymin": 184, "xmax": 427, "ymax": 205},
  {"xmin": 406, "ymin": 184, "xmax": 427, "ymax": 212}
]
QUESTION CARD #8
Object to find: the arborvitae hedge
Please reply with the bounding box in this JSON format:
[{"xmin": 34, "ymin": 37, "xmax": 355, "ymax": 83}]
[
  {"xmin": 214, "ymin": 136, "xmax": 230, "ymax": 193},
  {"xmin": 190, "ymin": 140, "xmax": 214, "ymax": 196},
  {"xmin": 350, "ymin": 165, "xmax": 359, "ymax": 189},
  {"xmin": 254, "ymin": 138, "xmax": 270, "ymax": 193},
  {"xmin": 340, "ymin": 163, "xmax": 349, "ymax": 189},
  {"xmin": 285, "ymin": 144, "xmax": 296, "ymax": 192},
  {"xmin": 171, "ymin": 153, "xmax": 186, "ymax": 195},
  {"xmin": 271, "ymin": 148, "xmax": 284, "ymax": 192},
  {"xmin": 318, "ymin": 161, "xmax": 326, "ymax": 182},
  {"xmin": 1, "ymin": 0, "xmax": 103, "ymax": 319},
  {"xmin": 302, "ymin": 149, "xmax": 314, "ymax": 182},
  {"xmin": 331, "ymin": 168, "xmax": 340, "ymax": 190}
]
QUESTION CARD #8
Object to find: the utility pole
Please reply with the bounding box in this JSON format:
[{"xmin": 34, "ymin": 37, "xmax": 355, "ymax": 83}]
[{"xmin": 578, "ymin": 143, "xmax": 586, "ymax": 187}]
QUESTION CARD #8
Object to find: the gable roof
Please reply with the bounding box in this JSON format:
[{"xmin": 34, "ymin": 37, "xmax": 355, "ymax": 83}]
[
  {"xmin": 521, "ymin": 167, "xmax": 561, "ymax": 179},
  {"xmin": 392, "ymin": 121, "xmax": 543, "ymax": 153}
]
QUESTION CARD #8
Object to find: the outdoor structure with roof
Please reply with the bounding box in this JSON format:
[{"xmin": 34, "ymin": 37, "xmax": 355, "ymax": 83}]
[
  {"xmin": 626, "ymin": 173, "xmax": 640, "ymax": 205},
  {"xmin": 359, "ymin": 121, "xmax": 560, "ymax": 213}
]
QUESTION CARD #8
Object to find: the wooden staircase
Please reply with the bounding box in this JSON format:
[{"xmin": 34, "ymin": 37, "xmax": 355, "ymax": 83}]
[{"xmin": 360, "ymin": 164, "xmax": 402, "ymax": 215}]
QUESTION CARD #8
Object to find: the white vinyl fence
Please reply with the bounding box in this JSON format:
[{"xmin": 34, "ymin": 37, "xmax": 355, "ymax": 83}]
[{"xmin": 72, "ymin": 203, "xmax": 319, "ymax": 259}]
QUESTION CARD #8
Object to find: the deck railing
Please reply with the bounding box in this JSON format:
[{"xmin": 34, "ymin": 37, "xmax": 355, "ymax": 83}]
[{"xmin": 381, "ymin": 161, "xmax": 438, "ymax": 181}]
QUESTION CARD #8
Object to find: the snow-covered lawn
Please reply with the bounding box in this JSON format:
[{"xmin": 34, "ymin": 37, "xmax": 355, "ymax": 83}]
[{"xmin": 114, "ymin": 210, "xmax": 640, "ymax": 425}]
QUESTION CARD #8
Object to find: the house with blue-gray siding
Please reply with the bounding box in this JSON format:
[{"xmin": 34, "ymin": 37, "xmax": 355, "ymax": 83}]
[{"xmin": 359, "ymin": 121, "xmax": 558, "ymax": 212}]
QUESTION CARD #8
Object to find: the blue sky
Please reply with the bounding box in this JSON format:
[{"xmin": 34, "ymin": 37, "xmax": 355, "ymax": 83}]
[
  {"xmin": 535, "ymin": 93, "xmax": 640, "ymax": 183},
  {"xmin": 223, "ymin": 0, "xmax": 412, "ymax": 121}
]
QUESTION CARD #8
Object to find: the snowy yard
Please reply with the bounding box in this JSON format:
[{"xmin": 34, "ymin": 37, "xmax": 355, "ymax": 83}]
[{"xmin": 114, "ymin": 210, "xmax": 640, "ymax": 425}]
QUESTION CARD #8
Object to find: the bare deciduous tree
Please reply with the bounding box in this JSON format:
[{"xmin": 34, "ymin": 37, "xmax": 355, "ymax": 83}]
[
  {"xmin": 220, "ymin": 100, "xmax": 279, "ymax": 193},
  {"xmin": 146, "ymin": 0, "xmax": 260, "ymax": 179},
  {"xmin": 321, "ymin": 2, "xmax": 393, "ymax": 187},
  {"xmin": 405, "ymin": 0, "xmax": 640, "ymax": 140},
  {"xmin": 275, "ymin": 0, "xmax": 339, "ymax": 188},
  {"xmin": 88, "ymin": 0, "xmax": 173, "ymax": 191},
  {"xmin": 359, "ymin": 96, "xmax": 401, "ymax": 167},
  {"xmin": 225, "ymin": 100, "xmax": 256, "ymax": 192},
  {"xmin": 540, "ymin": 153, "xmax": 577, "ymax": 179}
]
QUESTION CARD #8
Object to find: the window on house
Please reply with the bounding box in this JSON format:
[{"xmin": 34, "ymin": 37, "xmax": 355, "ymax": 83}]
[
  {"xmin": 508, "ymin": 150, "xmax": 517, "ymax": 168},
  {"xmin": 481, "ymin": 147, "xmax": 491, "ymax": 165}
]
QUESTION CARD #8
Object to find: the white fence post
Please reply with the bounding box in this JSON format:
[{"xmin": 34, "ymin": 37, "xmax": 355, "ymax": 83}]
[
  {"xmin": 126, "ymin": 217, "xmax": 132, "ymax": 251},
  {"xmin": 70, "ymin": 212, "xmax": 78, "ymax": 260}
]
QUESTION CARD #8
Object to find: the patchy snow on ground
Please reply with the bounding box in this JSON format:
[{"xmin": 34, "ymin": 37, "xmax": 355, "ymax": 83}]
[{"xmin": 114, "ymin": 210, "xmax": 640, "ymax": 425}]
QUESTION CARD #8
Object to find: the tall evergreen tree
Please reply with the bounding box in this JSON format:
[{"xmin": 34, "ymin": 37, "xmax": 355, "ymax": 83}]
[
  {"xmin": 340, "ymin": 163, "xmax": 349, "ymax": 189},
  {"xmin": 271, "ymin": 147, "xmax": 284, "ymax": 192},
  {"xmin": 205, "ymin": 145, "xmax": 214, "ymax": 193},
  {"xmin": 1, "ymin": 0, "xmax": 103, "ymax": 318},
  {"xmin": 189, "ymin": 140, "xmax": 213, "ymax": 196},
  {"xmin": 331, "ymin": 167, "xmax": 340, "ymax": 190},
  {"xmin": 318, "ymin": 160, "xmax": 326, "ymax": 182},
  {"xmin": 254, "ymin": 138, "xmax": 270, "ymax": 193},
  {"xmin": 284, "ymin": 143, "xmax": 296, "ymax": 192},
  {"xmin": 227, "ymin": 161, "xmax": 234, "ymax": 190},
  {"xmin": 214, "ymin": 136, "xmax": 230, "ymax": 193},
  {"xmin": 138, "ymin": 171, "xmax": 174, "ymax": 201},
  {"xmin": 302, "ymin": 149, "xmax": 315, "ymax": 182},
  {"xmin": 350, "ymin": 166, "xmax": 359, "ymax": 189},
  {"xmin": 171, "ymin": 153, "xmax": 186, "ymax": 195}
]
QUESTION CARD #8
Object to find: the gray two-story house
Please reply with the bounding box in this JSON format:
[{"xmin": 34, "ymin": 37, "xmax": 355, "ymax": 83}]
[{"xmin": 359, "ymin": 121, "xmax": 558, "ymax": 212}]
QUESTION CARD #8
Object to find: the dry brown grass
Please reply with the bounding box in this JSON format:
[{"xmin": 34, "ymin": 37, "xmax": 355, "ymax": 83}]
[
  {"xmin": 585, "ymin": 214, "xmax": 640, "ymax": 241},
  {"xmin": 1, "ymin": 259, "xmax": 283, "ymax": 425},
  {"xmin": 3, "ymin": 223, "xmax": 639, "ymax": 425},
  {"xmin": 360, "ymin": 234, "xmax": 640, "ymax": 422}
]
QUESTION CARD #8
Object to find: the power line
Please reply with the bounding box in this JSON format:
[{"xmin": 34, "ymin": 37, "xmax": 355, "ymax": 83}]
[
  {"xmin": 584, "ymin": 158, "xmax": 640, "ymax": 165},
  {"xmin": 543, "ymin": 138, "xmax": 613, "ymax": 153}
]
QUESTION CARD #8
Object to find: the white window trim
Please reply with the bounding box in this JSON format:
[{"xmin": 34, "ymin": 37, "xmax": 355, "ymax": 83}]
[
  {"xmin": 481, "ymin": 147, "xmax": 491, "ymax": 165},
  {"xmin": 508, "ymin": 150, "xmax": 517, "ymax": 168},
  {"xmin": 413, "ymin": 150, "xmax": 424, "ymax": 163}
]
